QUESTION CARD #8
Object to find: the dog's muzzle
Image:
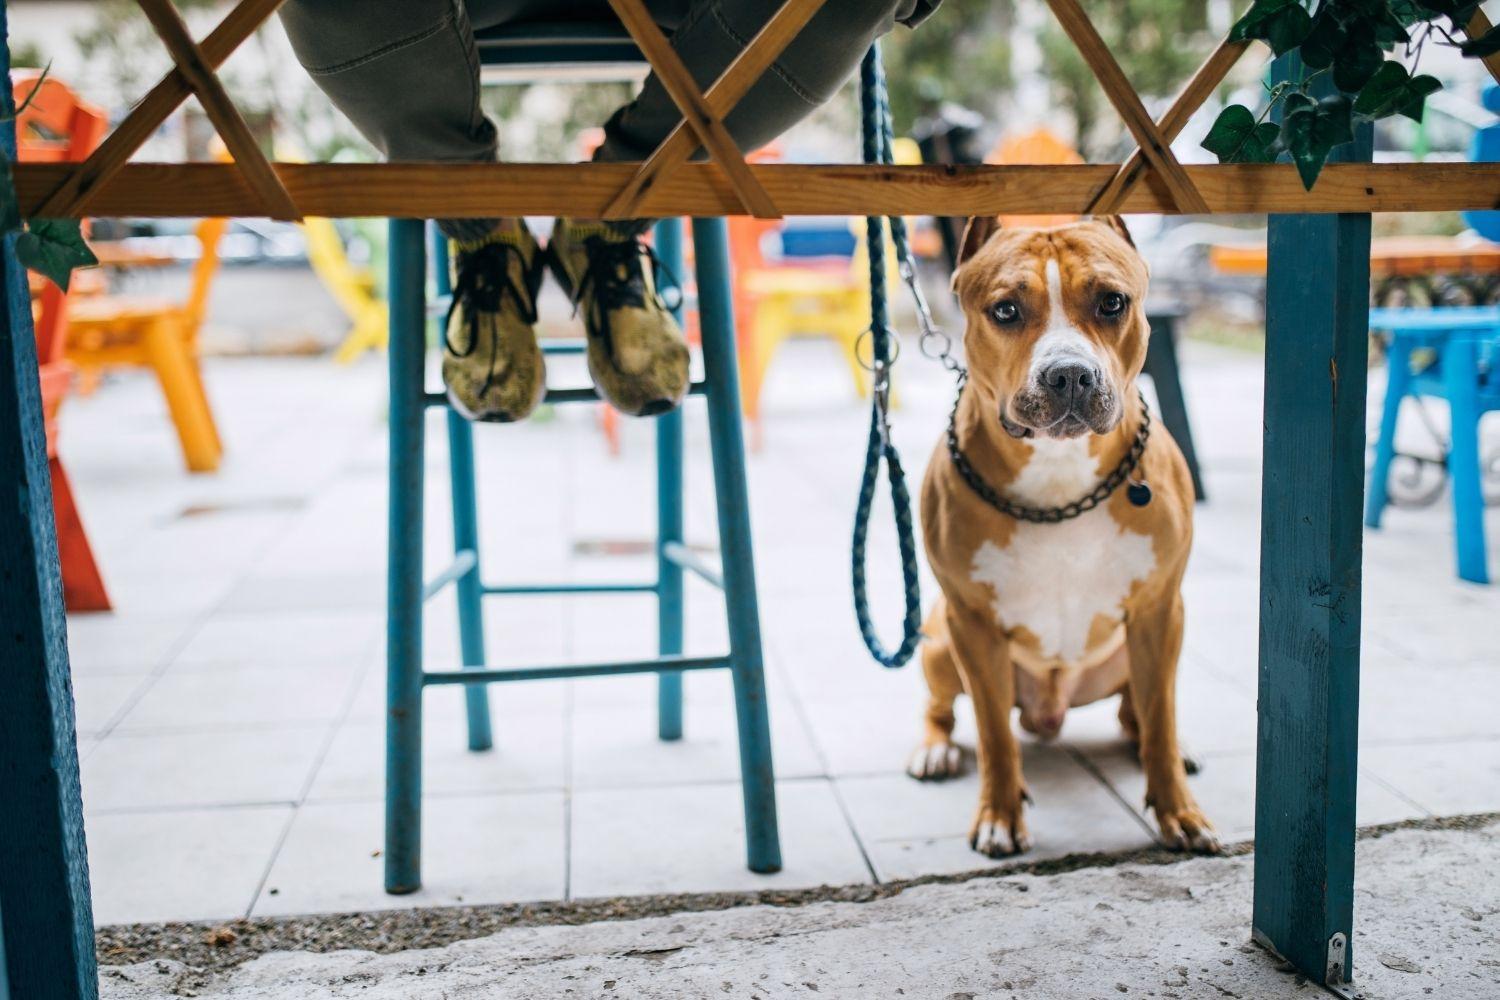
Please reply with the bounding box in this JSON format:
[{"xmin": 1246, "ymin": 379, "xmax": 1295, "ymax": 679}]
[{"xmin": 1008, "ymin": 357, "xmax": 1118, "ymax": 438}]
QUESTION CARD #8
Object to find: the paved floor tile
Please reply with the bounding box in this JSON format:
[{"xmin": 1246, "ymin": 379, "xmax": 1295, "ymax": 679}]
[
  {"xmin": 72, "ymin": 674, "xmax": 155, "ymax": 736},
  {"xmin": 170, "ymin": 610, "xmax": 380, "ymax": 670},
  {"xmin": 839, "ymin": 741, "xmax": 1150, "ymax": 880},
  {"xmin": 113, "ymin": 665, "xmax": 358, "ymax": 733},
  {"xmin": 251, "ymin": 792, "xmax": 566, "ymax": 916},
  {"xmin": 569, "ymin": 779, "xmax": 871, "ymax": 898},
  {"xmin": 82, "ymin": 725, "xmax": 328, "ymax": 811},
  {"xmin": 1360, "ymin": 739, "xmax": 1500, "ymax": 816},
  {"xmin": 306, "ymin": 714, "xmax": 567, "ymax": 801},
  {"xmin": 87, "ymin": 805, "xmax": 291, "ymax": 926}
]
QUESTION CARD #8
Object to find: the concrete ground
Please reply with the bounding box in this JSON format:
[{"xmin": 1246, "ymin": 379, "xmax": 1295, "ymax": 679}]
[
  {"xmin": 97, "ymin": 819, "xmax": 1500, "ymax": 999},
  {"xmin": 58, "ymin": 324, "xmax": 1500, "ymax": 927}
]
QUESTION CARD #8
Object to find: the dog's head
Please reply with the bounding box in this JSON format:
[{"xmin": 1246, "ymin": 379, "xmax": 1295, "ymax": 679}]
[{"xmin": 950, "ymin": 217, "xmax": 1149, "ymax": 440}]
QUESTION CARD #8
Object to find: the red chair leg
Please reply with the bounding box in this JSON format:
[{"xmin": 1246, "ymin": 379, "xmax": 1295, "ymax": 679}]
[{"xmin": 50, "ymin": 456, "xmax": 111, "ymax": 612}]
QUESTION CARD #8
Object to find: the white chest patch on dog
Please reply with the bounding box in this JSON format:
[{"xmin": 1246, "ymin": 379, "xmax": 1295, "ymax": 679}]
[{"xmin": 969, "ymin": 437, "xmax": 1156, "ymax": 665}]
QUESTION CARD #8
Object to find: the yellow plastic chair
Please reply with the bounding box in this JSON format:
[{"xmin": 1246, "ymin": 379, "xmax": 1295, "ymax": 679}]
[
  {"xmin": 733, "ymin": 137, "xmax": 919, "ymax": 437},
  {"xmin": 66, "ymin": 218, "xmax": 228, "ymax": 472},
  {"xmin": 305, "ymin": 217, "xmax": 389, "ymax": 363}
]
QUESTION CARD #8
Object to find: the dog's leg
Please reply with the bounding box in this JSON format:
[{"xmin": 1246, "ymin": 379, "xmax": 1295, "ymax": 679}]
[
  {"xmin": 1125, "ymin": 594, "xmax": 1220, "ymax": 853},
  {"xmin": 945, "ymin": 599, "xmax": 1030, "ymax": 858},
  {"xmin": 1119, "ymin": 682, "xmax": 1201, "ymax": 775},
  {"xmin": 907, "ymin": 609, "xmax": 966, "ymax": 780}
]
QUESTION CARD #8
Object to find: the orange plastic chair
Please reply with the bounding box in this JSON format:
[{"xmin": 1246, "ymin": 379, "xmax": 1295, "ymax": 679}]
[
  {"xmin": 15, "ymin": 70, "xmax": 111, "ymax": 611},
  {"xmin": 66, "ymin": 217, "xmax": 228, "ymax": 473},
  {"xmin": 988, "ymin": 128, "xmax": 1084, "ymax": 229}
]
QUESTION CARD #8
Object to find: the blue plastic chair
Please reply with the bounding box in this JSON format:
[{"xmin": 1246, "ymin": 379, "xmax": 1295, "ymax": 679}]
[
  {"xmin": 1365, "ymin": 306, "xmax": 1499, "ymax": 584},
  {"xmin": 382, "ymin": 20, "xmax": 781, "ymax": 894}
]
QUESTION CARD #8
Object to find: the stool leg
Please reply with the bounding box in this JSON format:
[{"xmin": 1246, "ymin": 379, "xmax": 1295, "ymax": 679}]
[
  {"xmin": 1142, "ymin": 314, "xmax": 1205, "ymax": 501},
  {"xmin": 432, "ymin": 228, "xmax": 494, "ymax": 751},
  {"xmin": 1364, "ymin": 337, "xmax": 1411, "ymax": 529},
  {"xmin": 655, "ymin": 219, "xmax": 685, "ymax": 742},
  {"xmin": 692, "ymin": 217, "xmax": 782, "ymax": 874},
  {"xmin": 386, "ymin": 219, "xmax": 426, "ymax": 894},
  {"xmin": 448, "ymin": 410, "xmax": 494, "ymax": 750},
  {"xmin": 1442, "ymin": 336, "xmax": 1489, "ymax": 584}
]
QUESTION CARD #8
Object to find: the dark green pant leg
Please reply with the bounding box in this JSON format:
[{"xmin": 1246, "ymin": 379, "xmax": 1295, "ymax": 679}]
[
  {"xmin": 279, "ymin": 0, "xmax": 496, "ymax": 163},
  {"xmin": 597, "ymin": 0, "xmax": 935, "ymax": 162}
]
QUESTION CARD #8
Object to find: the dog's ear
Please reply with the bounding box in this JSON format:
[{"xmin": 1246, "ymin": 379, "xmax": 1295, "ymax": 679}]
[
  {"xmin": 955, "ymin": 216, "xmax": 1002, "ymax": 268},
  {"xmin": 1092, "ymin": 215, "xmax": 1135, "ymax": 248}
]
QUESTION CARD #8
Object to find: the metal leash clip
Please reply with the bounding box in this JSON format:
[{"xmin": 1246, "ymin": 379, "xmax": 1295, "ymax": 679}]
[{"xmin": 871, "ymin": 356, "xmax": 893, "ymax": 449}]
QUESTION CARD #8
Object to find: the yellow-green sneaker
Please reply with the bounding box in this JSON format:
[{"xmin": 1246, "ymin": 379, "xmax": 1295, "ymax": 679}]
[
  {"xmin": 442, "ymin": 225, "xmax": 547, "ymax": 422},
  {"xmin": 548, "ymin": 219, "xmax": 690, "ymax": 417}
]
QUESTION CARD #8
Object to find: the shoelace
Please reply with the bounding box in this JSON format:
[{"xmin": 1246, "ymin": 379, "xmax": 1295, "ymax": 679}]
[
  {"xmin": 444, "ymin": 238, "xmax": 541, "ymax": 394},
  {"xmin": 573, "ymin": 236, "xmax": 674, "ymax": 366}
]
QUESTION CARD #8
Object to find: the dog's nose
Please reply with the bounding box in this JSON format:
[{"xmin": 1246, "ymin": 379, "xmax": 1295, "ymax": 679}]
[{"xmin": 1042, "ymin": 361, "xmax": 1099, "ymax": 398}]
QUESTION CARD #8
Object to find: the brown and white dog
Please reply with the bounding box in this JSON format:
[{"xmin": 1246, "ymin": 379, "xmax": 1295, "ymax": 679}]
[{"xmin": 910, "ymin": 216, "xmax": 1219, "ymax": 858}]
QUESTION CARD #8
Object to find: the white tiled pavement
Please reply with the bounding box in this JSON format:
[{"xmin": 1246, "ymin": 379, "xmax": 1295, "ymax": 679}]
[{"xmin": 57, "ymin": 330, "xmax": 1500, "ymax": 926}]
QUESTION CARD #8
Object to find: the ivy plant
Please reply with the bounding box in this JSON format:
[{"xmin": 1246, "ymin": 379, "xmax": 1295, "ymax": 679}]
[
  {"xmin": 1203, "ymin": 0, "xmax": 1500, "ymax": 188},
  {"xmin": 0, "ymin": 66, "xmax": 98, "ymax": 292}
]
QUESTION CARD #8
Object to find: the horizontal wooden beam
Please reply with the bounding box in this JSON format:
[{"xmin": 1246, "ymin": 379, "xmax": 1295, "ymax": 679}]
[{"xmin": 15, "ymin": 161, "xmax": 1500, "ymax": 218}]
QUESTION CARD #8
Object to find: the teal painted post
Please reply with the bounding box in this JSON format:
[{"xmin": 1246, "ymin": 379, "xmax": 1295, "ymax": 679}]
[
  {"xmin": 1252, "ymin": 57, "xmax": 1371, "ymax": 989},
  {"xmin": 655, "ymin": 218, "xmax": 685, "ymax": 741},
  {"xmin": 431, "ymin": 228, "xmax": 495, "ymax": 748},
  {"xmin": 691, "ymin": 217, "xmax": 782, "ymax": 873},
  {"xmin": 0, "ymin": 7, "xmax": 100, "ymax": 995},
  {"xmin": 385, "ymin": 219, "xmax": 427, "ymax": 894}
]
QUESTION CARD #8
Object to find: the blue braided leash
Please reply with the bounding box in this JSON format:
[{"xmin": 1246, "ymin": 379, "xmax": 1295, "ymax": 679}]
[{"xmin": 851, "ymin": 43, "xmax": 924, "ymax": 669}]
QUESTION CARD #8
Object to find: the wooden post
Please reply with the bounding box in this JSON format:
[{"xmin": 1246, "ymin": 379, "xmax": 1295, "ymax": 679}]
[
  {"xmin": 1252, "ymin": 55, "xmax": 1370, "ymax": 993},
  {"xmin": 0, "ymin": 6, "xmax": 100, "ymax": 999}
]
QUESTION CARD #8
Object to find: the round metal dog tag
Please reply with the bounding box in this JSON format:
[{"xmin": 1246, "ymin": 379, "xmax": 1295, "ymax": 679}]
[{"xmin": 1127, "ymin": 480, "xmax": 1153, "ymax": 507}]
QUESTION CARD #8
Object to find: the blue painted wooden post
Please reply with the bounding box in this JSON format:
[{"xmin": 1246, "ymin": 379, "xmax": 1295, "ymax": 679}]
[
  {"xmin": 0, "ymin": 7, "xmax": 100, "ymax": 996},
  {"xmin": 1252, "ymin": 56, "xmax": 1371, "ymax": 990},
  {"xmin": 655, "ymin": 218, "xmax": 685, "ymax": 741}
]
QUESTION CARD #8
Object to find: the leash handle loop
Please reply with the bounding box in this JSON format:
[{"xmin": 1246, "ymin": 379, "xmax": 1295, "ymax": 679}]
[{"xmin": 850, "ymin": 43, "xmax": 923, "ymax": 669}]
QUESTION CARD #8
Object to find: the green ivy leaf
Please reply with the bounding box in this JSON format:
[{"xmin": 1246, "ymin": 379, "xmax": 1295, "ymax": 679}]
[
  {"xmin": 1299, "ymin": 12, "xmax": 1345, "ymax": 69},
  {"xmin": 1201, "ymin": 105, "xmax": 1282, "ymax": 163},
  {"xmin": 1281, "ymin": 95, "xmax": 1355, "ymax": 190},
  {"xmin": 16, "ymin": 218, "xmax": 98, "ymax": 292},
  {"xmin": 1459, "ymin": 24, "xmax": 1500, "ymax": 57},
  {"xmin": 1230, "ymin": 0, "xmax": 1314, "ymax": 55},
  {"xmin": 1411, "ymin": 0, "xmax": 1480, "ymax": 28},
  {"xmin": 1353, "ymin": 61, "xmax": 1440, "ymax": 121},
  {"xmin": 1331, "ymin": 24, "xmax": 1385, "ymax": 92}
]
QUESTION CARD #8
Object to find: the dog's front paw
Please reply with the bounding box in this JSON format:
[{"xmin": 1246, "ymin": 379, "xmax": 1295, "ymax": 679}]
[
  {"xmin": 906, "ymin": 742, "xmax": 964, "ymax": 781},
  {"xmin": 1153, "ymin": 802, "xmax": 1221, "ymax": 854},
  {"xmin": 969, "ymin": 801, "xmax": 1032, "ymax": 859}
]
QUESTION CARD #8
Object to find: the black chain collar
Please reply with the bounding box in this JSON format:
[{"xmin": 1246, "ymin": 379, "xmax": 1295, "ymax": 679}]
[{"xmin": 946, "ymin": 373, "xmax": 1153, "ymax": 523}]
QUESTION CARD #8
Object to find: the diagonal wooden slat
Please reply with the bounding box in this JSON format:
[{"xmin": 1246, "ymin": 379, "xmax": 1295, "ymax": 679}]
[
  {"xmin": 33, "ymin": 0, "xmax": 286, "ymax": 219},
  {"xmin": 603, "ymin": 0, "xmax": 825, "ymax": 219},
  {"xmin": 136, "ymin": 0, "xmax": 301, "ymax": 221},
  {"xmin": 1088, "ymin": 38, "xmax": 1249, "ymax": 214},
  {"xmin": 1045, "ymin": 0, "xmax": 1211, "ymax": 214},
  {"xmin": 1465, "ymin": 9, "xmax": 1500, "ymax": 86},
  {"xmin": 605, "ymin": 0, "xmax": 782, "ymax": 219}
]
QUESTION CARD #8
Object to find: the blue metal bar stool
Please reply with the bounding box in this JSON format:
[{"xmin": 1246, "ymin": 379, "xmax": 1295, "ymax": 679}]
[{"xmin": 384, "ymin": 21, "xmax": 781, "ymax": 894}]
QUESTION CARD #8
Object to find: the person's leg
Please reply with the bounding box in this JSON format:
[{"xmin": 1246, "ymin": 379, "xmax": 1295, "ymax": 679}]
[
  {"xmin": 597, "ymin": 0, "xmax": 933, "ymax": 164},
  {"xmin": 554, "ymin": 0, "xmax": 933, "ymax": 417},
  {"xmin": 280, "ymin": 0, "xmax": 551, "ymax": 421}
]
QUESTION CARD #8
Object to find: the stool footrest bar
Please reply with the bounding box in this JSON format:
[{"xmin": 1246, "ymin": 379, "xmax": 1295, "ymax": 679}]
[
  {"xmin": 423, "ymin": 654, "xmax": 731, "ymax": 685},
  {"xmin": 423, "ymin": 381, "xmax": 708, "ymax": 410},
  {"xmin": 422, "ymin": 549, "xmax": 478, "ymax": 601},
  {"xmin": 483, "ymin": 582, "xmax": 657, "ymax": 595},
  {"xmin": 661, "ymin": 541, "xmax": 724, "ymax": 590}
]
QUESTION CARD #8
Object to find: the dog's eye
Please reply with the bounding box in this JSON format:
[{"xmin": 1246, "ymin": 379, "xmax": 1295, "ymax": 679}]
[
  {"xmin": 990, "ymin": 301, "xmax": 1021, "ymax": 325},
  {"xmin": 1098, "ymin": 292, "xmax": 1128, "ymax": 318}
]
